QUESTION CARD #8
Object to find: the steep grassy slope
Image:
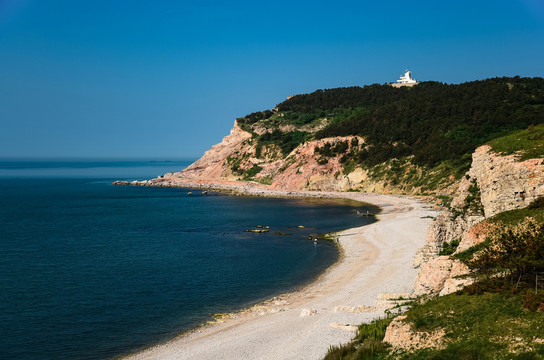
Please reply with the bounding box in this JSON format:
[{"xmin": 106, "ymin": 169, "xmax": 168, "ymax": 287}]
[{"xmin": 488, "ymin": 123, "xmax": 544, "ymax": 160}]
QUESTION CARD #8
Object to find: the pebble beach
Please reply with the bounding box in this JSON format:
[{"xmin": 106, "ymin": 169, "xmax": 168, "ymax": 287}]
[{"xmin": 121, "ymin": 181, "xmax": 435, "ymax": 360}]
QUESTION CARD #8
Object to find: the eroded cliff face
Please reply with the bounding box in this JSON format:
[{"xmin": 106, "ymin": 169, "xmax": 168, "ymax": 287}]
[
  {"xmin": 157, "ymin": 121, "xmax": 406, "ymax": 192},
  {"xmin": 412, "ymin": 145, "xmax": 544, "ymax": 296},
  {"xmin": 385, "ymin": 146, "xmax": 544, "ymax": 351},
  {"xmin": 176, "ymin": 121, "xmax": 253, "ymax": 181},
  {"xmin": 265, "ymin": 136, "xmax": 366, "ymax": 191},
  {"xmin": 471, "ymin": 145, "xmax": 544, "ymax": 217}
]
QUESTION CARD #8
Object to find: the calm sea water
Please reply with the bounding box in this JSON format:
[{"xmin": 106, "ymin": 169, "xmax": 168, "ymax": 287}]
[{"xmin": 0, "ymin": 160, "xmax": 376, "ymax": 360}]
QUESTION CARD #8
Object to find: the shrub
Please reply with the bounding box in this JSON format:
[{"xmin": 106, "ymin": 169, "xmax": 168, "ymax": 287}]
[
  {"xmin": 243, "ymin": 165, "xmax": 263, "ymax": 179},
  {"xmin": 439, "ymin": 239, "xmax": 460, "ymax": 256},
  {"xmin": 528, "ymin": 197, "xmax": 544, "ymax": 209}
]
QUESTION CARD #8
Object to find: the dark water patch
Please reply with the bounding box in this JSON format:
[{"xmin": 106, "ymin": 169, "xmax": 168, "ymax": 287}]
[{"xmin": 0, "ymin": 161, "xmax": 376, "ymax": 360}]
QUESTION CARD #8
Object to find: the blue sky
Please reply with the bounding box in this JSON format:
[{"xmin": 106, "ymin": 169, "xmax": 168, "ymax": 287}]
[{"xmin": 1, "ymin": 0, "xmax": 543, "ymax": 158}]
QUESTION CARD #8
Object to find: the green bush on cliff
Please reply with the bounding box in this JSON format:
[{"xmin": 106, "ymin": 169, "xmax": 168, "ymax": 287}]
[
  {"xmin": 256, "ymin": 130, "xmax": 309, "ymax": 157},
  {"xmin": 243, "ymin": 165, "xmax": 263, "ymax": 180},
  {"xmin": 460, "ymin": 221, "xmax": 544, "ymax": 289}
]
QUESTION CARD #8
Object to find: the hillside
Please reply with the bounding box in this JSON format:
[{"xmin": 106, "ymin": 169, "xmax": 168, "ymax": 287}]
[{"xmin": 164, "ymin": 76, "xmax": 544, "ymax": 195}]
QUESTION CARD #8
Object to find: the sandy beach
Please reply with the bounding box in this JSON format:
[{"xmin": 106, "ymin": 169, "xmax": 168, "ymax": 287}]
[{"xmin": 123, "ymin": 185, "xmax": 435, "ymax": 360}]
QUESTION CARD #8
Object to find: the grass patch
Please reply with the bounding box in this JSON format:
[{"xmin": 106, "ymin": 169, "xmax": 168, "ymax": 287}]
[
  {"xmin": 342, "ymin": 159, "xmax": 357, "ymax": 175},
  {"xmin": 242, "ymin": 165, "xmax": 263, "ymax": 180},
  {"xmin": 488, "ymin": 123, "xmax": 544, "ymax": 160},
  {"xmin": 256, "ymin": 175, "xmax": 273, "ymax": 185},
  {"xmin": 439, "ymin": 238, "xmax": 460, "ymax": 256},
  {"xmin": 401, "ymin": 292, "xmax": 544, "ymax": 359},
  {"xmin": 324, "ymin": 317, "xmax": 392, "ymax": 360},
  {"xmin": 486, "ymin": 199, "xmax": 544, "ymax": 226}
]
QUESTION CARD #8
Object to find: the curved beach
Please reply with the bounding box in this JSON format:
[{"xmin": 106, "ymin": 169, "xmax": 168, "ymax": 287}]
[{"xmin": 124, "ymin": 190, "xmax": 435, "ymax": 360}]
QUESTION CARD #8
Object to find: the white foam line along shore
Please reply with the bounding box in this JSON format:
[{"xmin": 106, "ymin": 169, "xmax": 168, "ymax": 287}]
[{"xmin": 122, "ymin": 185, "xmax": 436, "ymax": 360}]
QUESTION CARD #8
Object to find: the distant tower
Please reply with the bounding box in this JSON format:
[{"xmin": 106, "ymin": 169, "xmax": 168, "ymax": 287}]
[{"xmin": 391, "ymin": 70, "xmax": 418, "ymax": 87}]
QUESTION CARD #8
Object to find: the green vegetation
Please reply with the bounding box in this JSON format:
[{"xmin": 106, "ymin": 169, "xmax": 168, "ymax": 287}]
[
  {"xmin": 255, "ymin": 129, "xmax": 309, "ymax": 157},
  {"xmin": 324, "ymin": 317, "xmax": 393, "ymax": 360},
  {"xmin": 363, "ymin": 156, "xmax": 468, "ymax": 193},
  {"xmin": 439, "ymin": 239, "xmax": 460, "ymax": 256},
  {"xmin": 326, "ymin": 201, "xmax": 544, "ymax": 360},
  {"xmin": 436, "ymin": 195, "xmax": 453, "ymax": 210},
  {"xmin": 342, "ymin": 159, "xmax": 357, "ymax": 175},
  {"xmin": 488, "ymin": 123, "xmax": 544, "ymax": 160},
  {"xmin": 452, "ymin": 198, "xmax": 544, "ymax": 286},
  {"xmin": 226, "ymin": 156, "xmax": 243, "ymax": 174},
  {"xmin": 256, "ymin": 175, "xmax": 273, "ymax": 185},
  {"xmin": 324, "ymin": 291, "xmax": 544, "ymax": 359},
  {"xmin": 310, "ymin": 78, "xmax": 544, "ymax": 170},
  {"xmin": 237, "ymin": 77, "xmax": 544, "ymax": 191},
  {"xmin": 400, "ymin": 292, "xmax": 544, "ymax": 359},
  {"xmin": 486, "ymin": 197, "xmax": 544, "ymax": 226},
  {"xmin": 242, "ymin": 165, "xmax": 263, "ymax": 180},
  {"xmin": 236, "ymin": 110, "xmax": 274, "ymax": 132},
  {"xmin": 460, "ymin": 220, "xmax": 544, "ymax": 287},
  {"xmin": 315, "ymin": 141, "xmax": 350, "ymax": 158},
  {"xmin": 463, "ymin": 179, "xmax": 484, "ymax": 216}
]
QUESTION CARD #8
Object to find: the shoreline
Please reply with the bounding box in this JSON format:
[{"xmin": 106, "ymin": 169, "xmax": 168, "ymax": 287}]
[{"xmin": 119, "ymin": 180, "xmax": 436, "ymax": 360}]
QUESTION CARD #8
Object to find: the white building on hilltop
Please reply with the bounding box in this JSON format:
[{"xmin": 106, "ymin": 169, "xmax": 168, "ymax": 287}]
[{"xmin": 391, "ymin": 70, "xmax": 419, "ymax": 87}]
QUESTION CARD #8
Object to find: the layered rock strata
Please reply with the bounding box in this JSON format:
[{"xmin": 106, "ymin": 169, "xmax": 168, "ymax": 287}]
[
  {"xmin": 385, "ymin": 145, "xmax": 544, "ymax": 351},
  {"xmin": 471, "ymin": 145, "xmax": 544, "ymax": 217},
  {"xmin": 413, "ymin": 145, "xmax": 544, "ymax": 296}
]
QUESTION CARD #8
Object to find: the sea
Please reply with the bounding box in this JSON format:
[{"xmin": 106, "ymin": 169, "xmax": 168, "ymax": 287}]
[{"xmin": 0, "ymin": 159, "xmax": 377, "ymax": 360}]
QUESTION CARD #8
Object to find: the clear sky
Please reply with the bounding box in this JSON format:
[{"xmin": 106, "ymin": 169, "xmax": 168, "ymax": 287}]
[{"xmin": 1, "ymin": 0, "xmax": 543, "ymax": 159}]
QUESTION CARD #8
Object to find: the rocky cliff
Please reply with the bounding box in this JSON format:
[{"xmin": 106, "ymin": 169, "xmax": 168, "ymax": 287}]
[
  {"xmin": 152, "ymin": 120, "xmax": 448, "ymax": 194},
  {"xmin": 471, "ymin": 145, "xmax": 544, "ymax": 217},
  {"xmin": 159, "ymin": 121, "xmax": 368, "ymax": 191},
  {"xmin": 385, "ymin": 144, "xmax": 544, "ymax": 351},
  {"xmin": 413, "ymin": 145, "xmax": 544, "ymax": 297},
  {"xmin": 177, "ymin": 120, "xmax": 252, "ymax": 181}
]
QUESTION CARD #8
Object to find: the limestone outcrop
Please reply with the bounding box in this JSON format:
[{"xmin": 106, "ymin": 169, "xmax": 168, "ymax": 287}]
[
  {"xmin": 470, "ymin": 145, "xmax": 544, "ymax": 217},
  {"xmin": 411, "ymin": 144, "xmax": 544, "ymax": 297},
  {"xmin": 383, "ymin": 315, "xmax": 446, "ymax": 351},
  {"xmin": 385, "ymin": 145, "xmax": 544, "ymax": 351}
]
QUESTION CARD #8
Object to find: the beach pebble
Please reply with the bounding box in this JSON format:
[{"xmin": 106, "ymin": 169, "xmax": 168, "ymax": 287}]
[
  {"xmin": 299, "ymin": 308, "xmax": 318, "ymax": 317},
  {"xmin": 329, "ymin": 323, "xmax": 358, "ymax": 331}
]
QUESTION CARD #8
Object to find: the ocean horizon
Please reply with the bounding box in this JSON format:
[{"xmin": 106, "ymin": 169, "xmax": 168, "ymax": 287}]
[{"xmin": 0, "ymin": 160, "xmax": 377, "ymax": 359}]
